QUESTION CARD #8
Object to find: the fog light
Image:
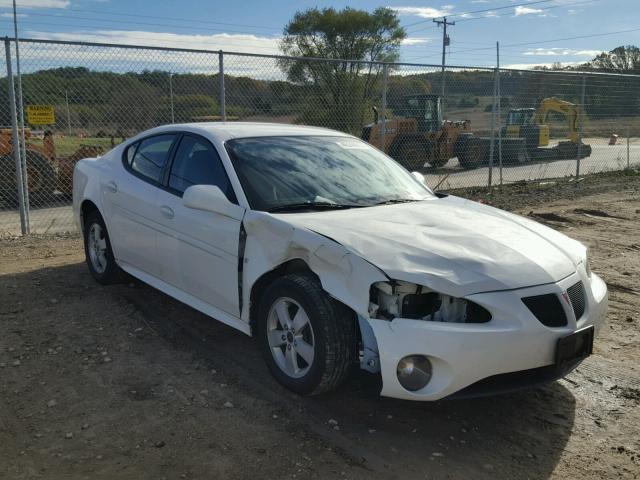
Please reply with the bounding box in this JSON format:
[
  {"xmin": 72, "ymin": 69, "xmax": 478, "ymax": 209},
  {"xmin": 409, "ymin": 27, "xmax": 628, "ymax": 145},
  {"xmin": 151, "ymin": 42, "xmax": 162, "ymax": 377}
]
[{"xmin": 397, "ymin": 355, "xmax": 432, "ymax": 391}]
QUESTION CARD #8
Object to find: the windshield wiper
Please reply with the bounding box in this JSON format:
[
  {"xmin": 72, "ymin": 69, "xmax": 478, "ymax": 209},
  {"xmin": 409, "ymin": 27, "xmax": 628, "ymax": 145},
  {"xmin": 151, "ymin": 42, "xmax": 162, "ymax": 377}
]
[
  {"xmin": 369, "ymin": 198, "xmax": 422, "ymax": 206},
  {"xmin": 267, "ymin": 202, "xmax": 364, "ymax": 213}
]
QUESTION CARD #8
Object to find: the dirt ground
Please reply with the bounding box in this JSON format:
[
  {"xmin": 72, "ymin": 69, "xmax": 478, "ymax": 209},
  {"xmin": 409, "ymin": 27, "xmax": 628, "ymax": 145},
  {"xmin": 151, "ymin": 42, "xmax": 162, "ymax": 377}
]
[{"xmin": 1, "ymin": 174, "xmax": 639, "ymax": 480}]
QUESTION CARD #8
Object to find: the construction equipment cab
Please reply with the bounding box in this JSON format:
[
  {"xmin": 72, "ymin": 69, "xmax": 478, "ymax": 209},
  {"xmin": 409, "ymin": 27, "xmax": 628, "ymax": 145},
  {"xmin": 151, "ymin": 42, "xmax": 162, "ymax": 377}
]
[
  {"xmin": 504, "ymin": 108, "xmax": 550, "ymax": 153},
  {"xmin": 503, "ymin": 97, "xmax": 591, "ymax": 160},
  {"xmin": 361, "ymin": 94, "xmax": 488, "ymax": 170}
]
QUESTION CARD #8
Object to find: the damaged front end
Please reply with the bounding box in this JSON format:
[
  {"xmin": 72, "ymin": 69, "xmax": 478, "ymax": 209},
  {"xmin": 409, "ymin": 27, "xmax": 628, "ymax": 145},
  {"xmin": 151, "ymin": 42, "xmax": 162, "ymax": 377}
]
[{"xmin": 369, "ymin": 280, "xmax": 492, "ymax": 324}]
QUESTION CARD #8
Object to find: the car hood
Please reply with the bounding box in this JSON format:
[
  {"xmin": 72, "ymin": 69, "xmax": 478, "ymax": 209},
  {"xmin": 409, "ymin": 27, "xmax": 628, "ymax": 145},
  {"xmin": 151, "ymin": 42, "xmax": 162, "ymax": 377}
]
[{"xmin": 278, "ymin": 195, "xmax": 584, "ymax": 297}]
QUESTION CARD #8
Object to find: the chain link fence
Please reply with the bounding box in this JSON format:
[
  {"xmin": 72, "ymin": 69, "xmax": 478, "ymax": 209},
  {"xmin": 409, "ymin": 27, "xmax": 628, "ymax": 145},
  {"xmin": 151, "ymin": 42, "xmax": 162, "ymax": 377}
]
[{"xmin": 1, "ymin": 37, "xmax": 639, "ymax": 235}]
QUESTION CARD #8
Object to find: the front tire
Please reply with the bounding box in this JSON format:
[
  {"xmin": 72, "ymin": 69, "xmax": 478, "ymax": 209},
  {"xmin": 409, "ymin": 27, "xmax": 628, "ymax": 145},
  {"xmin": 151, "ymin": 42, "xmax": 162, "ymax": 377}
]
[
  {"xmin": 457, "ymin": 137, "xmax": 484, "ymax": 169},
  {"xmin": 83, "ymin": 210, "xmax": 125, "ymax": 285},
  {"xmin": 257, "ymin": 274, "xmax": 356, "ymax": 395},
  {"xmin": 394, "ymin": 137, "xmax": 430, "ymax": 170}
]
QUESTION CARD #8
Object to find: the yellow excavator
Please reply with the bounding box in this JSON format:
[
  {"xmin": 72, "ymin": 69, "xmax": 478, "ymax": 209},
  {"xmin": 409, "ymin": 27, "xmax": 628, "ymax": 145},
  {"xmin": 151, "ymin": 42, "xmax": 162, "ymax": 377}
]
[
  {"xmin": 362, "ymin": 94, "xmax": 528, "ymax": 170},
  {"xmin": 503, "ymin": 97, "xmax": 591, "ymax": 160}
]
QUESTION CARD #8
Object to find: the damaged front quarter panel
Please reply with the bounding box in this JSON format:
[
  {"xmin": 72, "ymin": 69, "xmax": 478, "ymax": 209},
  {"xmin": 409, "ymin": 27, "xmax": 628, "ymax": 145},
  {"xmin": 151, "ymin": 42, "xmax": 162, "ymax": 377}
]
[{"xmin": 240, "ymin": 211, "xmax": 388, "ymax": 324}]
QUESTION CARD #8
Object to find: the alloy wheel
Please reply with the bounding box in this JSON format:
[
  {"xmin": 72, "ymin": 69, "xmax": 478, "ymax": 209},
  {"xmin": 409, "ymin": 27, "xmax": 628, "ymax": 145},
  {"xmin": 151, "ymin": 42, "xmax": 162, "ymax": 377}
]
[
  {"xmin": 87, "ymin": 222, "xmax": 108, "ymax": 274},
  {"xmin": 266, "ymin": 297, "xmax": 315, "ymax": 379}
]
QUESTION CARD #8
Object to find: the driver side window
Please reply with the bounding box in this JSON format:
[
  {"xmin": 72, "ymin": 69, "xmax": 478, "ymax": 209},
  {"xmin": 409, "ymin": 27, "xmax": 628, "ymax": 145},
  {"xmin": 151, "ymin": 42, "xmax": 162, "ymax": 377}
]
[{"xmin": 168, "ymin": 135, "xmax": 237, "ymax": 203}]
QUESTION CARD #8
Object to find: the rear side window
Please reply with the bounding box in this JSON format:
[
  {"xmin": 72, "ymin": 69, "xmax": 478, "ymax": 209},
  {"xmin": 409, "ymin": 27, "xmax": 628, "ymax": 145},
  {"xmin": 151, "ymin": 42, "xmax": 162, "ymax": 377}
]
[
  {"xmin": 125, "ymin": 142, "xmax": 137, "ymax": 164},
  {"xmin": 129, "ymin": 134, "xmax": 176, "ymax": 183},
  {"xmin": 168, "ymin": 135, "xmax": 236, "ymax": 202}
]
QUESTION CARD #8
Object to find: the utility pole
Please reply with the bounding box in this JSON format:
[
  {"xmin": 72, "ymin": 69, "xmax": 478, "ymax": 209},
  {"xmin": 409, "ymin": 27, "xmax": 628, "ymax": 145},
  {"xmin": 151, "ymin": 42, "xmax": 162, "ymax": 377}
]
[{"xmin": 433, "ymin": 16, "xmax": 455, "ymax": 114}]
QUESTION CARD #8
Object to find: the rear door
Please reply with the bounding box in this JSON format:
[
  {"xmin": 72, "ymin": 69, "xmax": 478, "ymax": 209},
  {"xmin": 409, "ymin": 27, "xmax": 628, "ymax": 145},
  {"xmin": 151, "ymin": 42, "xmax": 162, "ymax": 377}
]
[
  {"xmin": 103, "ymin": 133, "xmax": 178, "ymax": 277},
  {"xmin": 154, "ymin": 133, "xmax": 243, "ymax": 317}
]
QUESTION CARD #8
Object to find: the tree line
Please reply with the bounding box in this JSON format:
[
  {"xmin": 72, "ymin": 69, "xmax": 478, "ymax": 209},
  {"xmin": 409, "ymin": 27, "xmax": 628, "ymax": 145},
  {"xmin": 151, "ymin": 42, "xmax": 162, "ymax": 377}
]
[{"xmin": 0, "ymin": 7, "xmax": 637, "ymax": 136}]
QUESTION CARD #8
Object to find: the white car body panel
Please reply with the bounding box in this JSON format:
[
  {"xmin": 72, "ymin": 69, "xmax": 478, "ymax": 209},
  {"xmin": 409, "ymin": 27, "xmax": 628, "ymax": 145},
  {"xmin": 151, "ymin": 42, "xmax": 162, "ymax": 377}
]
[
  {"xmin": 281, "ymin": 196, "xmax": 584, "ymax": 298},
  {"xmin": 154, "ymin": 188, "xmax": 243, "ymax": 317},
  {"xmin": 73, "ymin": 122, "xmax": 608, "ymax": 401},
  {"xmin": 104, "ymin": 173, "xmax": 161, "ymax": 277}
]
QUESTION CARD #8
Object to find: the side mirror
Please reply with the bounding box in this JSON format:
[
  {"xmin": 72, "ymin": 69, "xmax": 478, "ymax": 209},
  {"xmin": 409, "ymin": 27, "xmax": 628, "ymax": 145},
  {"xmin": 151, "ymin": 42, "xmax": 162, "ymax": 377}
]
[
  {"xmin": 183, "ymin": 185, "xmax": 244, "ymax": 219},
  {"xmin": 411, "ymin": 171, "xmax": 434, "ymax": 194}
]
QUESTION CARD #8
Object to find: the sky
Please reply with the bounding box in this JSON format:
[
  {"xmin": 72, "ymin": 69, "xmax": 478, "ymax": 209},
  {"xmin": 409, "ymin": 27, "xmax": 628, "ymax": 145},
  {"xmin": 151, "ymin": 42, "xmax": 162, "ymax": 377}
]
[{"xmin": 0, "ymin": 0, "xmax": 638, "ymax": 71}]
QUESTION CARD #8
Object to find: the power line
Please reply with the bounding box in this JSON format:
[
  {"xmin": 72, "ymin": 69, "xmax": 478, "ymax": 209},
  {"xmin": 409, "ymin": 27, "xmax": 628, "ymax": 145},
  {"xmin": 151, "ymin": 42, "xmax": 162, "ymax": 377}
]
[
  {"xmin": 455, "ymin": 0, "xmax": 597, "ymax": 24},
  {"xmin": 0, "ymin": 20, "xmax": 282, "ymax": 51},
  {"xmin": 402, "ymin": 0, "xmax": 555, "ymax": 28},
  {"xmin": 14, "ymin": 11, "xmax": 282, "ymax": 37},
  {"xmin": 407, "ymin": 26, "xmax": 640, "ymax": 62},
  {"xmin": 16, "ymin": 6, "xmax": 283, "ymax": 33},
  {"xmin": 403, "ymin": 0, "xmax": 597, "ymax": 36}
]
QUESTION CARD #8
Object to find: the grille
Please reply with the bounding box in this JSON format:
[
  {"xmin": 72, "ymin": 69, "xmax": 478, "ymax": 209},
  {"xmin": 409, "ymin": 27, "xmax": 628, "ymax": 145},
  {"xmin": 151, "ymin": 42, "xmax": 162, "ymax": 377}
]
[
  {"xmin": 522, "ymin": 294, "xmax": 567, "ymax": 327},
  {"xmin": 567, "ymin": 281, "xmax": 586, "ymax": 320}
]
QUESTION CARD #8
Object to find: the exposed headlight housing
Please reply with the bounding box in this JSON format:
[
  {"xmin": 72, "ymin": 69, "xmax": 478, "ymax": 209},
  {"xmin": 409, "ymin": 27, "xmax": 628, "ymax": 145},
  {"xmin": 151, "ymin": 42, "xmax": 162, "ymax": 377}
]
[{"xmin": 369, "ymin": 281, "xmax": 491, "ymax": 323}]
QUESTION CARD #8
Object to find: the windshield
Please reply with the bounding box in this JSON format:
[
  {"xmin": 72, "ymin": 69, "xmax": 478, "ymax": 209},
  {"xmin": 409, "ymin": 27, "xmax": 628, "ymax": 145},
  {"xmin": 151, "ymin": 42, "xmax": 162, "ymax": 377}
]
[{"xmin": 225, "ymin": 135, "xmax": 433, "ymax": 212}]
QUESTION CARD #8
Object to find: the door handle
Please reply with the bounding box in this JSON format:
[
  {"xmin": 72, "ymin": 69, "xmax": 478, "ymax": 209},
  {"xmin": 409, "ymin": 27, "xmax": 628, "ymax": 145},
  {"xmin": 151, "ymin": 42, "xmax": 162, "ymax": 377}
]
[
  {"xmin": 160, "ymin": 205, "xmax": 174, "ymax": 219},
  {"xmin": 105, "ymin": 181, "xmax": 118, "ymax": 193}
]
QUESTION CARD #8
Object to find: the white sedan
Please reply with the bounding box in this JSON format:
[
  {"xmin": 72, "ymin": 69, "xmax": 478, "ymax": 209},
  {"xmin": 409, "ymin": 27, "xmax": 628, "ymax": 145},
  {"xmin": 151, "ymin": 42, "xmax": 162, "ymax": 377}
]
[{"xmin": 73, "ymin": 122, "xmax": 608, "ymax": 401}]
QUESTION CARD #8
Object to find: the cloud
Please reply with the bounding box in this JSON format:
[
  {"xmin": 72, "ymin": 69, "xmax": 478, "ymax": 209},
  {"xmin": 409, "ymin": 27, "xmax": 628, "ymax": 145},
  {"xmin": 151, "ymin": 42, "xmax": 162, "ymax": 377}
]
[
  {"xmin": 12, "ymin": 30, "xmax": 283, "ymax": 78},
  {"xmin": 27, "ymin": 29, "xmax": 281, "ymax": 54},
  {"xmin": 483, "ymin": 11, "xmax": 498, "ymax": 18},
  {"xmin": 0, "ymin": 12, "xmax": 27, "ymax": 17},
  {"xmin": 392, "ymin": 6, "xmax": 454, "ymax": 18},
  {"xmin": 0, "ymin": 0, "xmax": 69, "ymax": 8},
  {"xmin": 503, "ymin": 61, "xmax": 583, "ymax": 70},
  {"xmin": 514, "ymin": 6, "xmax": 543, "ymax": 16},
  {"xmin": 401, "ymin": 37, "xmax": 432, "ymax": 46},
  {"xmin": 523, "ymin": 47, "xmax": 603, "ymax": 57}
]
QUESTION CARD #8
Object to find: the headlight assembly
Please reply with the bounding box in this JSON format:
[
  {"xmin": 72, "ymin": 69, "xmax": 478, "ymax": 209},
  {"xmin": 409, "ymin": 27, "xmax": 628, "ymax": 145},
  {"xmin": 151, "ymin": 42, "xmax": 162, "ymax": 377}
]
[{"xmin": 369, "ymin": 281, "xmax": 491, "ymax": 323}]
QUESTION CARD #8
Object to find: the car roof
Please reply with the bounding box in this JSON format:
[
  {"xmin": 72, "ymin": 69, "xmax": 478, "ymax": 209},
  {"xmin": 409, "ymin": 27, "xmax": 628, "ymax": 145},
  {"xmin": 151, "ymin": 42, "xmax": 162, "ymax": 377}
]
[{"xmin": 142, "ymin": 122, "xmax": 351, "ymax": 143}]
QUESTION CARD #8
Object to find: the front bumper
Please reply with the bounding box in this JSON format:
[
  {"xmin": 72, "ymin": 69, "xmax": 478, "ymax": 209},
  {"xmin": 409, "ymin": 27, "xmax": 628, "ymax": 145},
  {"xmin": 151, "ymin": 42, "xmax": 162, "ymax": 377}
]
[{"xmin": 367, "ymin": 271, "xmax": 607, "ymax": 401}]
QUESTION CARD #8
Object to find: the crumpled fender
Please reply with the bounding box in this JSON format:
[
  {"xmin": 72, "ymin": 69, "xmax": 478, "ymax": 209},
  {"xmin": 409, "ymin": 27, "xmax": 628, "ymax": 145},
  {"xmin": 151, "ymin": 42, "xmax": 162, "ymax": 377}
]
[{"xmin": 240, "ymin": 211, "xmax": 388, "ymax": 323}]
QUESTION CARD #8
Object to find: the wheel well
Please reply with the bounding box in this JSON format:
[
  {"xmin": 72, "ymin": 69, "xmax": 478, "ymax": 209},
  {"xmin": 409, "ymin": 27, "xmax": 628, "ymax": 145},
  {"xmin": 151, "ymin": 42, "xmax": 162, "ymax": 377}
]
[
  {"xmin": 248, "ymin": 259, "xmax": 316, "ymax": 334},
  {"xmin": 248, "ymin": 259, "xmax": 362, "ymax": 355},
  {"xmin": 80, "ymin": 200, "xmax": 99, "ymax": 232}
]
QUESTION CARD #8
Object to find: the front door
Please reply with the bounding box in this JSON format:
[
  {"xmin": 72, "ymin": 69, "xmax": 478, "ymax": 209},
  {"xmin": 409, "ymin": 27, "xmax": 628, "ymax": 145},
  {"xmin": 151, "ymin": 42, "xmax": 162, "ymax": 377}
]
[{"xmin": 154, "ymin": 134, "xmax": 243, "ymax": 317}]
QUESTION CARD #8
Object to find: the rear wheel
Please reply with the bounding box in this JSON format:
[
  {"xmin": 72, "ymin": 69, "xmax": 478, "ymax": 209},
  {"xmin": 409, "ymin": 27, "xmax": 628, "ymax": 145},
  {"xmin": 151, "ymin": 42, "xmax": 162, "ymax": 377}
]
[
  {"xmin": 257, "ymin": 274, "xmax": 356, "ymax": 395},
  {"xmin": 83, "ymin": 210, "xmax": 125, "ymax": 285},
  {"xmin": 457, "ymin": 138, "xmax": 484, "ymax": 169}
]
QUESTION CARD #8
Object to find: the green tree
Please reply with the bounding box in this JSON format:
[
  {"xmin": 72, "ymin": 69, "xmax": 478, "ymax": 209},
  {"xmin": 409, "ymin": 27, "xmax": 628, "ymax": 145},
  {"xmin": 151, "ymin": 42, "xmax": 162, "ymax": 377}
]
[
  {"xmin": 589, "ymin": 45, "xmax": 640, "ymax": 74},
  {"xmin": 279, "ymin": 7, "xmax": 405, "ymax": 133}
]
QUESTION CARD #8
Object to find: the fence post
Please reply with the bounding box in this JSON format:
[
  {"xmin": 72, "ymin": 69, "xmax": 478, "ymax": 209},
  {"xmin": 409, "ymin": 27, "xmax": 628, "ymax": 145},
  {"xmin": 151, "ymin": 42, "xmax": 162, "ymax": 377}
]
[
  {"xmin": 218, "ymin": 51, "xmax": 226, "ymax": 121},
  {"xmin": 12, "ymin": 22, "xmax": 29, "ymax": 224},
  {"xmin": 496, "ymin": 43, "xmax": 502, "ymax": 186},
  {"xmin": 627, "ymin": 126, "xmax": 631, "ymax": 170},
  {"xmin": 576, "ymin": 74, "xmax": 586, "ymax": 179},
  {"xmin": 380, "ymin": 64, "xmax": 388, "ymax": 152},
  {"xmin": 487, "ymin": 66, "xmax": 498, "ymax": 191},
  {"xmin": 168, "ymin": 73, "xmax": 175, "ymax": 123},
  {"xmin": 4, "ymin": 37, "xmax": 27, "ymax": 235}
]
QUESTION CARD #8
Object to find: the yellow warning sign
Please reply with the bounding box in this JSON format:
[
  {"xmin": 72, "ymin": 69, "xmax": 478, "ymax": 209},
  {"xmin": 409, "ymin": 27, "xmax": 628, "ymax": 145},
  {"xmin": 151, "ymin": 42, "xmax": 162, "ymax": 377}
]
[{"xmin": 26, "ymin": 105, "xmax": 55, "ymax": 125}]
